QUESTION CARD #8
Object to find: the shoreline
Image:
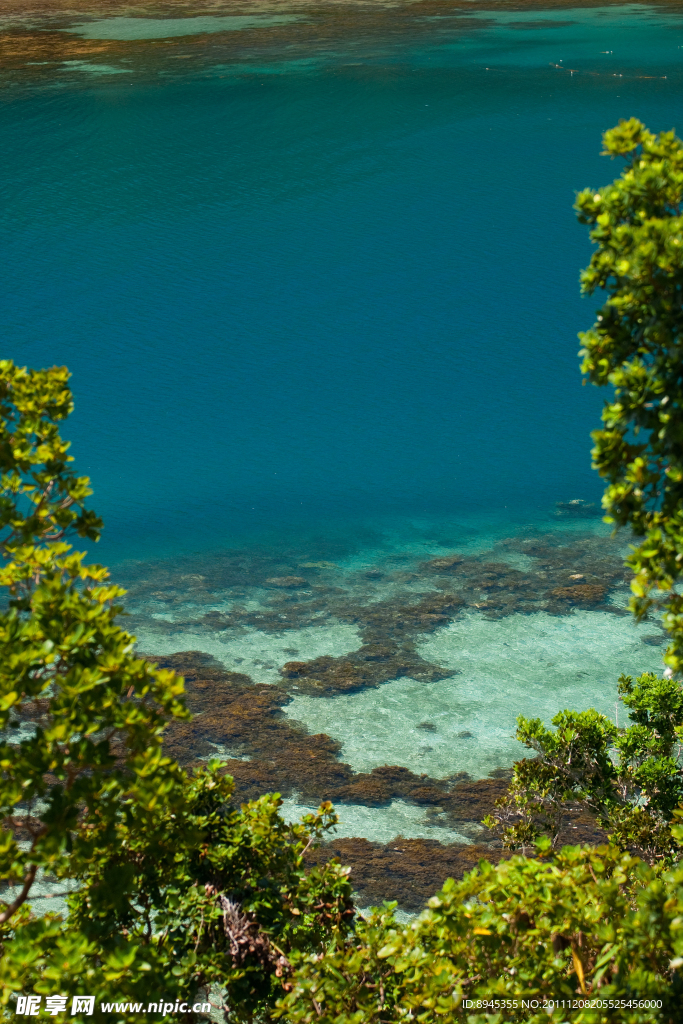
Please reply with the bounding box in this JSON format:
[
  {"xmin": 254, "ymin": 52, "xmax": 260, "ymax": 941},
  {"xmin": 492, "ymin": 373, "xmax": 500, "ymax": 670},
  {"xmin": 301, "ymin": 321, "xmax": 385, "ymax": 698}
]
[
  {"xmin": 2, "ymin": 0, "xmax": 681, "ymax": 84},
  {"xmin": 2, "ymin": 0, "xmax": 683, "ymax": 16}
]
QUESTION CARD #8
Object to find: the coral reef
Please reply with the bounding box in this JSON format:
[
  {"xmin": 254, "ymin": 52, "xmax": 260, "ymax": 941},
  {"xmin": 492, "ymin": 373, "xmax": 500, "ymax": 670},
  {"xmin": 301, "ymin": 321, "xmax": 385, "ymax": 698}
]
[
  {"xmin": 280, "ymin": 643, "xmax": 453, "ymax": 696},
  {"xmin": 125, "ymin": 525, "xmax": 639, "ymax": 909},
  {"xmin": 124, "ymin": 528, "xmax": 635, "ymax": 662},
  {"xmin": 305, "ymin": 802, "xmax": 607, "ymax": 912},
  {"xmin": 305, "ymin": 836, "xmax": 503, "ymax": 912},
  {"xmin": 1, "ymin": 0, "xmax": 622, "ymax": 88},
  {"xmin": 418, "ymin": 537, "xmax": 626, "ymax": 620},
  {"xmin": 343, "ymin": 592, "xmax": 467, "ymax": 643},
  {"xmin": 153, "ymin": 652, "xmax": 506, "ymax": 832}
]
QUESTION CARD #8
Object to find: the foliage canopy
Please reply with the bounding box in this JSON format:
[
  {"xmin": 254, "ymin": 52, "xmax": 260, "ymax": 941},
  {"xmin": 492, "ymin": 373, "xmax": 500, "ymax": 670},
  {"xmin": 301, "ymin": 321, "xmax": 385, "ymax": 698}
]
[
  {"xmin": 0, "ymin": 360, "xmax": 353, "ymax": 1022},
  {"xmin": 576, "ymin": 118, "xmax": 683, "ymax": 670},
  {"xmin": 276, "ymin": 843, "xmax": 683, "ymax": 1024},
  {"xmin": 485, "ymin": 671, "xmax": 683, "ymax": 863},
  {"xmin": 487, "ymin": 121, "xmax": 683, "ymax": 867}
]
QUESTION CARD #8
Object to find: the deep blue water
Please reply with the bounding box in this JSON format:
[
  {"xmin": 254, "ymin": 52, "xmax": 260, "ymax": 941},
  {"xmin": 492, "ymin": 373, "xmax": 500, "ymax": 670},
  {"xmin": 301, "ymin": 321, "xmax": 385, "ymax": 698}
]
[{"xmin": 2, "ymin": 5, "xmax": 682, "ymax": 564}]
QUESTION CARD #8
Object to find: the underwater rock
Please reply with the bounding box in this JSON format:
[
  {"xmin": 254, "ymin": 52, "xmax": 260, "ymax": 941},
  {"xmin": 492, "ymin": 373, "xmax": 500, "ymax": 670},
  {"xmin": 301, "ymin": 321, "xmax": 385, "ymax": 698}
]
[
  {"xmin": 555, "ymin": 499, "xmax": 600, "ymax": 517},
  {"xmin": 422, "ymin": 554, "xmax": 466, "ymax": 571},
  {"xmin": 416, "ymin": 721, "xmax": 437, "ymax": 732},
  {"xmin": 265, "ymin": 576, "xmax": 308, "ymax": 588},
  {"xmin": 549, "ymin": 584, "xmax": 607, "ymax": 606}
]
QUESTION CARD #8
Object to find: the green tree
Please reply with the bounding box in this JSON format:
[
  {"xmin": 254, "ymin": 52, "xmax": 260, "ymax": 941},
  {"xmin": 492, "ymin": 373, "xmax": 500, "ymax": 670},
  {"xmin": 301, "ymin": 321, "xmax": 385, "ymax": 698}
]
[
  {"xmin": 276, "ymin": 840, "xmax": 683, "ymax": 1023},
  {"xmin": 0, "ymin": 360, "xmax": 353, "ymax": 1022},
  {"xmin": 486, "ymin": 120, "xmax": 683, "ymax": 864},
  {"xmin": 576, "ymin": 117, "xmax": 683, "ymax": 670},
  {"xmin": 484, "ymin": 671, "xmax": 683, "ymax": 863}
]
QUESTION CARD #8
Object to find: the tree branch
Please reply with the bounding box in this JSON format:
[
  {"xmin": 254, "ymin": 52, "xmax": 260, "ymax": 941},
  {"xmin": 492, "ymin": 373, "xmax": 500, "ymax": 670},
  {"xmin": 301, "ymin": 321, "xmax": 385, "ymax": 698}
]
[{"xmin": 0, "ymin": 863, "xmax": 38, "ymax": 924}]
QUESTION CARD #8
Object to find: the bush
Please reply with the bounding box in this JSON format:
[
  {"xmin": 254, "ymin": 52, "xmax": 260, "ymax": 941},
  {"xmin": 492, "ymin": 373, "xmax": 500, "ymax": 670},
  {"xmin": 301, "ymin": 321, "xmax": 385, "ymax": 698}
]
[
  {"xmin": 0, "ymin": 361, "xmax": 353, "ymax": 1022},
  {"xmin": 276, "ymin": 841, "xmax": 683, "ymax": 1023}
]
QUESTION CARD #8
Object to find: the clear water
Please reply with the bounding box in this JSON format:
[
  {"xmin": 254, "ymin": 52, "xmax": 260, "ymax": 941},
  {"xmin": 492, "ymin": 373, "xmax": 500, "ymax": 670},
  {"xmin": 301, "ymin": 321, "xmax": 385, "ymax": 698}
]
[
  {"xmin": 286, "ymin": 607, "xmax": 663, "ymax": 774},
  {"xmin": 60, "ymin": 15, "xmax": 305, "ymax": 40},
  {"xmin": 3, "ymin": 2, "xmax": 681, "ymax": 842}
]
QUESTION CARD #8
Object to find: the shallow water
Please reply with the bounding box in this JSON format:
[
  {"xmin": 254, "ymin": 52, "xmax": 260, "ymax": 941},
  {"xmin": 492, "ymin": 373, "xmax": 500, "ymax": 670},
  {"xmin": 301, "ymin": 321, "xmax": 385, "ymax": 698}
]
[
  {"xmin": 286, "ymin": 608, "xmax": 663, "ymax": 778},
  {"xmin": 124, "ymin": 515, "xmax": 667, "ymax": 841},
  {"xmin": 60, "ymin": 15, "xmax": 304, "ymax": 40},
  {"xmin": 3, "ymin": 1, "xmax": 681, "ymax": 847}
]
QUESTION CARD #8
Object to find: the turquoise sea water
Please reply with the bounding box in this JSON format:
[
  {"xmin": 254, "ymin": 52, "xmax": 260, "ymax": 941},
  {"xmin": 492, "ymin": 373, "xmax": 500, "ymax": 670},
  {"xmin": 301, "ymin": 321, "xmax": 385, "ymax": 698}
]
[{"xmin": 3, "ymin": 3, "xmax": 682, "ymax": 841}]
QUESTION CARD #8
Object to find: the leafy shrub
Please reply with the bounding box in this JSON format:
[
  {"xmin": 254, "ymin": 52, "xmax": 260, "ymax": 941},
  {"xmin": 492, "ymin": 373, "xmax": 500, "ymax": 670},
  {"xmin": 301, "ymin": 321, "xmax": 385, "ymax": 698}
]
[{"xmin": 0, "ymin": 361, "xmax": 353, "ymax": 1022}]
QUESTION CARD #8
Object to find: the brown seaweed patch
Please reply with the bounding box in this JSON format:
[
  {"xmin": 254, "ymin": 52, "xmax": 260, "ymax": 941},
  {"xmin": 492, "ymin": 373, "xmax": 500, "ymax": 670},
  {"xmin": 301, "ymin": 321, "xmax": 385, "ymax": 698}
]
[
  {"xmin": 280, "ymin": 642, "xmax": 454, "ymax": 696},
  {"xmin": 334, "ymin": 769, "xmax": 508, "ymax": 834},
  {"xmin": 305, "ymin": 837, "xmax": 505, "ymax": 913},
  {"xmin": 265, "ymin": 576, "xmax": 308, "ymax": 588},
  {"xmin": 345, "ymin": 592, "xmax": 467, "ymax": 643},
  {"xmin": 152, "ymin": 653, "xmax": 505, "ymax": 828},
  {"xmin": 422, "ymin": 553, "xmax": 465, "ymax": 571},
  {"xmin": 441, "ymin": 777, "xmax": 510, "ymax": 823},
  {"xmin": 305, "ymin": 800, "xmax": 608, "ymax": 912},
  {"xmin": 556, "ymin": 808, "xmax": 608, "ymax": 848},
  {"xmin": 549, "ymin": 584, "xmax": 608, "ymax": 606},
  {"xmin": 335, "ymin": 765, "xmax": 446, "ymax": 808}
]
